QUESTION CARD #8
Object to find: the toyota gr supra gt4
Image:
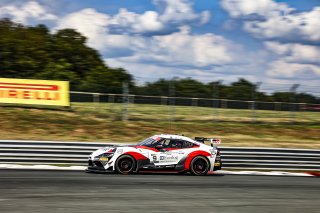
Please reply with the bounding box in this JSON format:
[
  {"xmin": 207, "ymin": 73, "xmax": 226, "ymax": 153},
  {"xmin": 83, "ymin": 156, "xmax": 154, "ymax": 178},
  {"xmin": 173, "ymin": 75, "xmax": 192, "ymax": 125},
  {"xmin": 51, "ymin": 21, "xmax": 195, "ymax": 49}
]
[{"xmin": 87, "ymin": 134, "xmax": 222, "ymax": 175}]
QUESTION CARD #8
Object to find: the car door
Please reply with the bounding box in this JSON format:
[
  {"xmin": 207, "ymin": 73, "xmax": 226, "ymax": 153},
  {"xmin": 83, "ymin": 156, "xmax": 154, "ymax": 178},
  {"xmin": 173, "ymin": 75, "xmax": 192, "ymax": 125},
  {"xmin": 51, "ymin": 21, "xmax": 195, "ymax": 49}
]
[{"xmin": 153, "ymin": 139, "xmax": 186, "ymax": 166}]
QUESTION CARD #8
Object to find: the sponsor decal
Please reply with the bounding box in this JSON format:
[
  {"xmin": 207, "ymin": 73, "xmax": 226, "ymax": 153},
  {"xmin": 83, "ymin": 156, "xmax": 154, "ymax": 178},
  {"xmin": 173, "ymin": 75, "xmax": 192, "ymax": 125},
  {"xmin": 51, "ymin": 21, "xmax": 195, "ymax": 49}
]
[
  {"xmin": 0, "ymin": 78, "xmax": 69, "ymax": 106},
  {"xmin": 116, "ymin": 149, "xmax": 123, "ymax": 154},
  {"xmin": 153, "ymin": 156, "xmax": 157, "ymax": 160},
  {"xmin": 160, "ymin": 156, "xmax": 165, "ymax": 160},
  {"xmin": 166, "ymin": 155, "xmax": 179, "ymax": 161}
]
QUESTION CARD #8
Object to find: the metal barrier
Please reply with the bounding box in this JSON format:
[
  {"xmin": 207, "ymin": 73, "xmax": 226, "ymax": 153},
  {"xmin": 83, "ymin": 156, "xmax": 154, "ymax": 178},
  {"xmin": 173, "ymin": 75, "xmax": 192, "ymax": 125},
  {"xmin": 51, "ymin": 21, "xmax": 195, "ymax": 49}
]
[{"xmin": 0, "ymin": 140, "xmax": 319, "ymax": 171}]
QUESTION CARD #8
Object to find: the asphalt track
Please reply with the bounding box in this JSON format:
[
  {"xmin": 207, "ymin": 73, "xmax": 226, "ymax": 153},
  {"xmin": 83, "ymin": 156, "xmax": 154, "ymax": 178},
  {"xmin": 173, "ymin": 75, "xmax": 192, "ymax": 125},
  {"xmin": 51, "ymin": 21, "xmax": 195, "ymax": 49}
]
[{"xmin": 0, "ymin": 170, "xmax": 319, "ymax": 213}]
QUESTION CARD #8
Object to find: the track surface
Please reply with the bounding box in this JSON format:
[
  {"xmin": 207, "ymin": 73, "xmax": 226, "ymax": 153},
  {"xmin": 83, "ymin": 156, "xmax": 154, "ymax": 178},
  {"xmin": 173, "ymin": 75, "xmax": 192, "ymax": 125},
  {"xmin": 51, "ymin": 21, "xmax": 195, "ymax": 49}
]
[{"xmin": 0, "ymin": 170, "xmax": 319, "ymax": 213}]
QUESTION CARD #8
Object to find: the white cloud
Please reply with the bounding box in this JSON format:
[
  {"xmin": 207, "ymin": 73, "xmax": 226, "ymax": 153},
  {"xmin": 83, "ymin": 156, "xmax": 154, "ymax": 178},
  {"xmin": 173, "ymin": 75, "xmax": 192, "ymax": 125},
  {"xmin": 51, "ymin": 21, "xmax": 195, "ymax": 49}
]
[
  {"xmin": 106, "ymin": 58, "xmax": 258, "ymax": 84},
  {"xmin": 265, "ymin": 42, "xmax": 320, "ymax": 79},
  {"xmin": 112, "ymin": 26, "xmax": 238, "ymax": 68},
  {"xmin": 56, "ymin": 0, "xmax": 210, "ymax": 38},
  {"xmin": 221, "ymin": 0, "xmax": 293, "ymax": 18},
  {"xmin": 221, "ymin": 0, "xmax": 320, "ymax": 42},
  {"xmin": 53, "ymin": 2, "xmax": 262, "ymax": 82},
  {"xmin": 108, "ymin": 8, "xmax": 164, "ymax": 34},
  {"xmin": 55, "ymin": 4, "xmax": 228, "ymax": 68},
  {"xmin": 55, "ymin": 8, "xmax": 111, "ymax": 50},
  {"xmin": 244, "ymin": 7, "xmax": 320, "ymax": 42},
  {"xmin": 265, "ymin": 42, "xmax": 320, "ymax": 64},
  {"xmin": 154, "ymin": 0, "xmax": 210, "ymax": 25},
  {"xmin": 153, "ymin": 27, "xmax": 235, "ymax": 66},
  {"xmin": 0, "ymin": 1, "xmax": 57, "ymax": 24},
  {"xmin": 5, "ymin": 0, "xmax": 317, "ymax": 86},
  {"xmin": 267, "ymin": 60, "xmax": 320, "ymax": 78},
  {"xmin": 55, "ymin": 0, "xmax": 212, "ymax": 55}
]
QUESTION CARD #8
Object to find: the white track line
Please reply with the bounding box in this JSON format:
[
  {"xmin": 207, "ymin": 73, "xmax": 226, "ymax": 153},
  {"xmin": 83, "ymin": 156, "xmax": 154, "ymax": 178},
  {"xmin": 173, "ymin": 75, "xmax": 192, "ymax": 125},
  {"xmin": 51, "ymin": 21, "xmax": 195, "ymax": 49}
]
[{"xmin": 0, "ymin": 164, "xmax": 317, "ymax": 176}]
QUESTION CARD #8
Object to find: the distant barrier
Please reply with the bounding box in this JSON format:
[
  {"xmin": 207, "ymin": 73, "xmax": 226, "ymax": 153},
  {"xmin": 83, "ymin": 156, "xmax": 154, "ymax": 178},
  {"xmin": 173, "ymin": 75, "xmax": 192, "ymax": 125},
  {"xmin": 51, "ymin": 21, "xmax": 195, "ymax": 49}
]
[
  {"xmin": 0, "ymin": 140, "xmax": 319, "ymax": 171},
  {"xmin": 70, "ymin": 91, "xmax": 320, "ymax": 111}
]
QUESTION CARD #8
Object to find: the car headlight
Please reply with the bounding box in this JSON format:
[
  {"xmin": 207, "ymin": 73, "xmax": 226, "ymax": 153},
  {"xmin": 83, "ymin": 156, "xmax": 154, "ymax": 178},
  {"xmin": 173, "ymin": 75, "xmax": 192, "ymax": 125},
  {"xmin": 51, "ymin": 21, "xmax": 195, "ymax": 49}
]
[{"xmin": 97, "ymin": 152, "xmax": 115, "ymax": 161}]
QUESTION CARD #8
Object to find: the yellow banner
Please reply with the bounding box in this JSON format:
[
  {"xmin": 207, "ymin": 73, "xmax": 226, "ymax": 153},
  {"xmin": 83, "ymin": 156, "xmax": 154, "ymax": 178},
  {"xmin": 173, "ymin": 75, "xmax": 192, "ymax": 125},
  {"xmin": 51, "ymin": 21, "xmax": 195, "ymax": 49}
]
[{"xmin": 0, "ymin": 78, "xmax": 70, "ymax": 106}]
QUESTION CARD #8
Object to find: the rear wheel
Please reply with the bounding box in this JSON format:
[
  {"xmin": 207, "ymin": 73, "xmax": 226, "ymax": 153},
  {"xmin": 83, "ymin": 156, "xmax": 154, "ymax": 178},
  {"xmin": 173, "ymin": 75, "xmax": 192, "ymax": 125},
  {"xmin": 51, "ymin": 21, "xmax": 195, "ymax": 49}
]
[
  {"xmin": 189, "ymin": 156, "xmax": 210, "ymax": 176},
  {"xmin": 115, "ymin": 155, "xmax": 136, "ymax": 174}
]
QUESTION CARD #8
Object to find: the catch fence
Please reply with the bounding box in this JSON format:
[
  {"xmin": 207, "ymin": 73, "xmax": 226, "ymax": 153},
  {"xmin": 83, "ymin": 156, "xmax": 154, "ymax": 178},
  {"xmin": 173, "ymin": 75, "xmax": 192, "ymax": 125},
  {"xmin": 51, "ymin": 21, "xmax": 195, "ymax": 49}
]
[{"xmin": 69, "ymin": 91, "xmax": 320, "ymax": 123}]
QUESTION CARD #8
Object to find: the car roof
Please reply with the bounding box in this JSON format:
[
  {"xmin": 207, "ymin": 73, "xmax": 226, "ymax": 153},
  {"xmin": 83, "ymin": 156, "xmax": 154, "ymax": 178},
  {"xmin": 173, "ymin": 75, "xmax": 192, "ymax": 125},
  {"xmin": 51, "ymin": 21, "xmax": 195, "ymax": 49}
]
[{"xmin": 153, "ymin": 134, "xmax": 201, "ymax": 144}]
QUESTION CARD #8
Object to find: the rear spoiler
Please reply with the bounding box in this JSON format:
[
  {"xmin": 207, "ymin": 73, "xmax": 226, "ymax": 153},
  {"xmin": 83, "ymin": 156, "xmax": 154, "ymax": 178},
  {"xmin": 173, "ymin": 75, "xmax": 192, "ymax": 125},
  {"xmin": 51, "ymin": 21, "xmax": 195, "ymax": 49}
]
[{"xmin": 195, "ymin": 137, "xmax": 221, "ymax": 147}]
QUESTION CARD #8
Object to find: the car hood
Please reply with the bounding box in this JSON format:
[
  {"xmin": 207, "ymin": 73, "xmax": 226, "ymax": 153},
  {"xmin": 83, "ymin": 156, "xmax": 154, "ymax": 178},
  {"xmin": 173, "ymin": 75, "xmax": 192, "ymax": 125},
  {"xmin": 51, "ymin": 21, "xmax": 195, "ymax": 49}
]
[{"xmin": 91, "ymin": 146, "xmax": 114, "ymax": 157}]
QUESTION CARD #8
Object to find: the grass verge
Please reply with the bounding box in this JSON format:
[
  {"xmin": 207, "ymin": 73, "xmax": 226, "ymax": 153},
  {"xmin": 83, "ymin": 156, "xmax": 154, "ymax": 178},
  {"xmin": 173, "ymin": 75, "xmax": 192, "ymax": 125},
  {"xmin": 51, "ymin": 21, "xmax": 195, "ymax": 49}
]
[{"xmin": 0, "ymin": 103, "xmax": 319, "ymax": 149}]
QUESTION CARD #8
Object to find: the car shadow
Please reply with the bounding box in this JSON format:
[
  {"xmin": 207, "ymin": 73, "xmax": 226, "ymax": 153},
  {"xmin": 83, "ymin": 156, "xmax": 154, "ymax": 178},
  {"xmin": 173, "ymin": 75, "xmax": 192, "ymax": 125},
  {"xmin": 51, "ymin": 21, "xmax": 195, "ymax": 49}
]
[{"xmin": 86, "ymin": 170, "xmax": 225, "ymax": 177}]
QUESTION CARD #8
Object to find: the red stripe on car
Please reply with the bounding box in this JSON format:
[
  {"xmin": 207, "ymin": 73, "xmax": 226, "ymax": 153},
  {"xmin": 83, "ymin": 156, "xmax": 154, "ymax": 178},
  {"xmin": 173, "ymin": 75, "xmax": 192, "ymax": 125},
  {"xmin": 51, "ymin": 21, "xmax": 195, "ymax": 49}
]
[{"xmin": 124, "ymin": 151, "xmax": 149, "ymax": 160}]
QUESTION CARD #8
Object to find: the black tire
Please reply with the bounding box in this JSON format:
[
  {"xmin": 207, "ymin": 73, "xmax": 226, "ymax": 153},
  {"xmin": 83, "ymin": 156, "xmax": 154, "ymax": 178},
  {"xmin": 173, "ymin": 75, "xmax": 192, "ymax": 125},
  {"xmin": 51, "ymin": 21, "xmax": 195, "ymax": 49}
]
[
  {"xmin": 189, "ymin": 156, "xmax": 210, "ymax": 176},
  {"xmin": 115, "ymin": 155, "xmax": 136, "ymax": 174}
]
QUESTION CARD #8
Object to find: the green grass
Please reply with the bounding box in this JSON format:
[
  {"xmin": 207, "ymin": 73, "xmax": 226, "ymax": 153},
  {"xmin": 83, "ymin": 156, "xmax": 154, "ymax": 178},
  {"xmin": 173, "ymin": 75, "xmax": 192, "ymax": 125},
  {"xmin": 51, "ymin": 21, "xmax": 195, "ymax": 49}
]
[{"xmin": 0, "ymin": 102, "xmax": 319, "ymax": 149}]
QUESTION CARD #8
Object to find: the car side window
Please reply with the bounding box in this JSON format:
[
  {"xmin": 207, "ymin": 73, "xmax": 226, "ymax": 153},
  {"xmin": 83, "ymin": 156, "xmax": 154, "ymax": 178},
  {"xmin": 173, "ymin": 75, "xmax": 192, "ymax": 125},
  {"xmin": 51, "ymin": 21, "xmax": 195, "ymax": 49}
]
[
  {"xmin": 183, "ymin": 141, "xmax": 195, "ymax": 148},
  {"xmin": 168, "ymin": 140, "xmax": 183, "ymax": 148},
  {"xmin": 157, "ymin": 139, "xmax": 197, "ymax": 149},
  {"xmin": 155, "ymin": 139, "xmax": 171, "ymax": 148}
]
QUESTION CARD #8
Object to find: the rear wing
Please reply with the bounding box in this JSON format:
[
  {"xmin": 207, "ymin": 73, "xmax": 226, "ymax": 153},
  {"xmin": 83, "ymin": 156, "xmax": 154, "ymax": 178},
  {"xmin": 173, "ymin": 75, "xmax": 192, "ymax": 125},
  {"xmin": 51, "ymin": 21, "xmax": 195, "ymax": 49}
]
[{"xmin": 195, "ymin": 137, "xmax": 221, "ymax": 147}]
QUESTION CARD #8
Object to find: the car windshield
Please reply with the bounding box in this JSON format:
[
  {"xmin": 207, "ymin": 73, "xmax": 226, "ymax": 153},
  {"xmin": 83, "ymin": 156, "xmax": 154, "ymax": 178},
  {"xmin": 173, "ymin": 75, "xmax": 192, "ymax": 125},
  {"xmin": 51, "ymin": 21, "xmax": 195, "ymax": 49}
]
[{"xmin": 137, "ymin": 137, "xmax": 161, "ymax": 147}]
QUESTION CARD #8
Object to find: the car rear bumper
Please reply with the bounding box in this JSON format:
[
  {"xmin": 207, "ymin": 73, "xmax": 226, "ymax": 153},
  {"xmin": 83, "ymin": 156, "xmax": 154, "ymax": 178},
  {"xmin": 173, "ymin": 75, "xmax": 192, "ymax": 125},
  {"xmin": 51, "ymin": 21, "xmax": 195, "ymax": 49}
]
[{"xmin": 214, "ymin": 156, "xmax": 222, "ymax": 170}]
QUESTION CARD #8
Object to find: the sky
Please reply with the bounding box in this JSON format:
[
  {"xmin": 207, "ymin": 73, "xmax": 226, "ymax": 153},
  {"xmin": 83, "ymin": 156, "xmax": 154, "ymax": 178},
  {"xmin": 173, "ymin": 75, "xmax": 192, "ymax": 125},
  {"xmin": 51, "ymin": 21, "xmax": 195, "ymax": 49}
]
[{"xmin": 0, "ymin": 0, "xmax": 319, "ymax": 94}]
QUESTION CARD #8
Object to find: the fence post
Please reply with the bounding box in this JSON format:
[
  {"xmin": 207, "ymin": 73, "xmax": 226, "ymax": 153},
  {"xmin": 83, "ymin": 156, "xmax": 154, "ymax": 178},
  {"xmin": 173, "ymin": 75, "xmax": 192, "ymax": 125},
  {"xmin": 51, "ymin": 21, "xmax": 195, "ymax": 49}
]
[
  {"xmin": 108, "ymin": 94, "xmax": 115, "ymax": 103},
  {"xmin": 192, "ymin": 98, "xmax": 198, "ymax": 107},
  {"xmin": 252, "ymin": 82, "xmax": 262, "ymax": 123},
  {"xmin": 122, "ymin": 82, "xmax": 129, "ymax": 121},
  {"xmin": 212, "ymin": 81, "xmax": 222, "ymax": 121},
  {"xmin": 221, "ymin": 99, "xmax": 227, "ymax": 109},
  {"xmin": 289, "ymin": 84, "xmax": 300, "ymax": 123},
  {"xmin": 161, "ymin": 96, "xmax": 167, "ymax": 105},
  {"xmin": 275, "ymin": 102, "xmax": 281, "ymax": 111},
  {"xmin": 93, "ymin": 93, "xmax": 100, "ymax": 110},
  {"xmin": 169, "ymin": 78, "xmax": 176, "ymax": 130}
]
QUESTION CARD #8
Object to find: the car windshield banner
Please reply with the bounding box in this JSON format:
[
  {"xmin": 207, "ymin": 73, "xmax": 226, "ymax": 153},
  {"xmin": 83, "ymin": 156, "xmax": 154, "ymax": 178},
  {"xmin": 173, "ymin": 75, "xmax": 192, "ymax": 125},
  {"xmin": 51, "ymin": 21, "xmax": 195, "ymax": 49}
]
[{"xmin": 0, "ymin": 78, "xmax": 70, "ymax": 106}]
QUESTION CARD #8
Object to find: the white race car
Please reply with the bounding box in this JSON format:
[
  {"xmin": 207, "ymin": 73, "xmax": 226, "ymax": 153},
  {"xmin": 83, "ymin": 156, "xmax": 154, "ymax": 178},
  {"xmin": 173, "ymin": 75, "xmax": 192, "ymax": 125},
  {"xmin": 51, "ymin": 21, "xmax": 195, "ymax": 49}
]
[{"xmin": 87, "ymin": 134, "xmax": 222, "ymax": 175}]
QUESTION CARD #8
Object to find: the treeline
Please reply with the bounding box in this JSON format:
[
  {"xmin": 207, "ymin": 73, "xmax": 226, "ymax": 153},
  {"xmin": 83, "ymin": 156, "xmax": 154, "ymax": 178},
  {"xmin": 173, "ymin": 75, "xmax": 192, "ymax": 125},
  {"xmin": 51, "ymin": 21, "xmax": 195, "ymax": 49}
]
[
  {"xmin": 0, "ymin": 19, "xmax": 133, "ymax": 93},
  {"xmin": 135, "ymin": 78, "xmax": 320, "ymax": 104},
  {"xmin": 0, "ymin": 19, "xmax": 319, "ymax": 104}
]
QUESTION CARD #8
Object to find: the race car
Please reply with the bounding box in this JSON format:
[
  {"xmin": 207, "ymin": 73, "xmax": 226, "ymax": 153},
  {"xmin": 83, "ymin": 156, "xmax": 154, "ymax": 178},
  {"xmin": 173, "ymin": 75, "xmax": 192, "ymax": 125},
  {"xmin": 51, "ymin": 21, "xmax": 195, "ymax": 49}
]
[{"xmin": 87, "ymin": 134, "xmax": 222, "ymax": 175}]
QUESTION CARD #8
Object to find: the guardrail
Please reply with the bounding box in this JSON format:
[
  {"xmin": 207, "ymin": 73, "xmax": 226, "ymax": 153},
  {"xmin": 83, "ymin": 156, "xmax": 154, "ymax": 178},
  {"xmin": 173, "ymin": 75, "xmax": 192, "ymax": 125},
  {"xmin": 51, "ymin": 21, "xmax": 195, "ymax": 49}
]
[{"xmin": 0, "ymin": 140, "xmax": 319, "ymax": 171}]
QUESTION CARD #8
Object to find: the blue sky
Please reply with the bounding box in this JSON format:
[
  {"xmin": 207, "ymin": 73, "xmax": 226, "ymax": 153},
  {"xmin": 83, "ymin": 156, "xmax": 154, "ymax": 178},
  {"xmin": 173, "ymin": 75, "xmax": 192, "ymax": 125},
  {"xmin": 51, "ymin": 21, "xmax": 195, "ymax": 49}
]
[{"xmin": 0, "ymin": 0, "xmax": 319, "ymax": 94}]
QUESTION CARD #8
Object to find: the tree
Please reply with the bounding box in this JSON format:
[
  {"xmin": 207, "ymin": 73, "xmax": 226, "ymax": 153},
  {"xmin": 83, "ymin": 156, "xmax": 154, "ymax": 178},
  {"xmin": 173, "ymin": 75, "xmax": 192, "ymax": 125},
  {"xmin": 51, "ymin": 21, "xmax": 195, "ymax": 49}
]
[
  {"xmin": 81, "ymin": 67, "xmax": 134, "ymax": 93},
  {"xmin": 0, "ymin": 18, "xmax": 134, "ymax": 92}
]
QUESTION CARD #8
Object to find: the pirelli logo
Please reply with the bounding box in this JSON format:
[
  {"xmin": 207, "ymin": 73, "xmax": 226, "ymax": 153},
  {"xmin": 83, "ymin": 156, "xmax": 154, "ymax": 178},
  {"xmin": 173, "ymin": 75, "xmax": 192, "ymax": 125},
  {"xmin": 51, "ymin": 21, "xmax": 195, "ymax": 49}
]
[{"xmin": 0, "ymin": 78, "xmax": 70, "ymax": 106}]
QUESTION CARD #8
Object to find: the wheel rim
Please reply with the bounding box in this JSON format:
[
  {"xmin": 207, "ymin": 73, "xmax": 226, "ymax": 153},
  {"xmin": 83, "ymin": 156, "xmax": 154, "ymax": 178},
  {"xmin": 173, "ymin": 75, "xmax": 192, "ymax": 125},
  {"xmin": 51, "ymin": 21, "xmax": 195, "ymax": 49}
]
[
  {"xmin": 193, "ymin": 159, "xmax": 207, "ymax": 174},
  {"xmin": 119, "ymin": 158, "xmax": 133, "ymax": 172}
]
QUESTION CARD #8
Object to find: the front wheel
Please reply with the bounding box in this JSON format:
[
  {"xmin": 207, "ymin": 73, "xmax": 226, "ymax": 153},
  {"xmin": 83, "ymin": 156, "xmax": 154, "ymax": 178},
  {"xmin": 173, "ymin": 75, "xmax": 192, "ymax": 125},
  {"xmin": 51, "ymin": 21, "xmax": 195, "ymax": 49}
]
[
  {"xmin": 189, "ymin": 156, "xmax": 210, "ymax": 176},
  {"xmin": 115, "ymin": 155, "xmax": 136, "ymax": 174}
]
